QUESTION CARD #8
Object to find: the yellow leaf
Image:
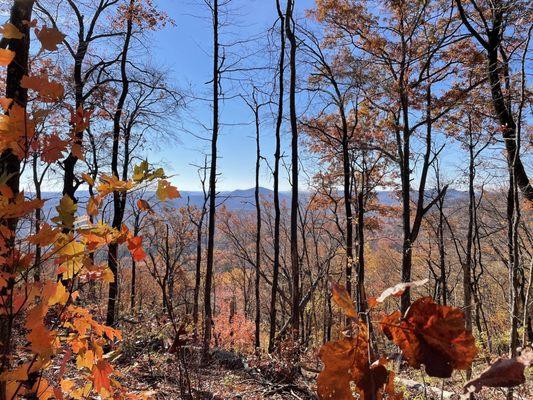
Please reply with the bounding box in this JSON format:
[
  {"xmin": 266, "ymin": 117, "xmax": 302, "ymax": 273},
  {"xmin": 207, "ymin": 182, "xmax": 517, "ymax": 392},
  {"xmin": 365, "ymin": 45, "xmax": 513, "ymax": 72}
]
[
  {"xmin": 49, "ymin": 281, "xmax": 69, "ymax": 306},
  {"xmin": 60, "ymin": 379, "xmax": 75, "ymax": 392},
  {"xmin": 76, "ymin": 349, "xmax": 95, "ymax": 370},
  {"xmin": 52, "ymin": 195, "xmax": 77, "ymax": 229},
  {"xmin": 58, "ymin": 240, "xmax": 85, "ymax": 279},
  {"xmin": 102, "ymin": 267, "xmax": 115, "ymax": 283},
  {"xmin": 87, "ymin": 196, "xmax": 100, "ymax": 217},
  {"xmin": 0, "ymin": 23, "xmax": 23, "ymax": 39},
  {"xmin": 156, "ymin": 179, "xmax": 180, "ymax": 202}
]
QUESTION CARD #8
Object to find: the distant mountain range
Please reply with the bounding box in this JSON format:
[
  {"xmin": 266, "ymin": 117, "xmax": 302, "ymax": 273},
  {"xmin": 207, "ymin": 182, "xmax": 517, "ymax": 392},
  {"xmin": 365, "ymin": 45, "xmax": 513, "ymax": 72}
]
[{"xmin": 36, "ymin": 187, "xmax": 469, "ymax": 214}]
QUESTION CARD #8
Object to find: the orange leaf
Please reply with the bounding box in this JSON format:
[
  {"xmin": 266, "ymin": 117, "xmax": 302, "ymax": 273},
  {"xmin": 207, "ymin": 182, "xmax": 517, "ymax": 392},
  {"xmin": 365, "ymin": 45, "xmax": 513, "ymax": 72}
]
[
  {"xmin": 332, "ymin": 282, "xmax": 357, "ymax": 318},
  {"xmin": 41, "ymin": 133, "xmax": 68, "ymax": 163},
  {"xmin": 127, "ymin": 235, "xmax": 146, "ymax": 262},
  {"xmin": 156, "ymin": 179, "xmax": 180, "ymax": 201},
  {"xmin": 92, "ymin": 360, "xmax": 113, "ymax": 393},
  {"xmin": 0, "ymin": 49, "xmax": 15, "ymax": 66},
  {"xmin": 0, "ymin": 98, "xmax": 13, "ymax": 111},
  {"xmin": 317, "ymin": 321, "xmax": 400, "ymax": 400},
  {"xmin": 21, "ymin": 74, "xmax": 64, "ymax": 101},
  {"xmin": 28, "ymin": 223, "xmax": 58, "ymax": 246},
  {"xmin": 137, "ymin": 199, "xmax": 152, "ymax": 212}
]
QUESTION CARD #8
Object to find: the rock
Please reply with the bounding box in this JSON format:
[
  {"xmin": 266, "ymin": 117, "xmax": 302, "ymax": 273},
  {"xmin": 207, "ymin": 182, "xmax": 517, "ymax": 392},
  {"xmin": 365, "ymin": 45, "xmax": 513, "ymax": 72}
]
[{"xmin": 211, "ymin": 348, "xmax": 245, "ymax": 370}]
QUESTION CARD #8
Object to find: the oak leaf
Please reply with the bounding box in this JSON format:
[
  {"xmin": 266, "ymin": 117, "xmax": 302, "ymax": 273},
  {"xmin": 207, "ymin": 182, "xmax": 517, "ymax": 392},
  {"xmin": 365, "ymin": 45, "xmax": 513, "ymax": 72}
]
[
  {"xmin": 381, "ymin": 297, "xmax": 477, "ymax": 378},
  {"xmin": 317, "ymin": 322, "xmax": 401, "ymax": 400},
  {"xmin": 52, "ymin": 194, "xmax": 77, "ymax": 229}
]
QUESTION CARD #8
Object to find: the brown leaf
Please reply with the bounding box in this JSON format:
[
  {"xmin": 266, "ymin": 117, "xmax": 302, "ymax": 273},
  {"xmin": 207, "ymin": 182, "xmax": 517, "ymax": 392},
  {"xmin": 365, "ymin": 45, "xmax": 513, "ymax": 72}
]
[
  {"xmin": 381, "ymin": 297, "xmax": 477, "ymax": 378},
  {"xmin": 464, "ymin": 348, "xmax": 533, "ymax": 394},
  {"xmin": 317, "ymin": 322, "xmax": 402, "ymax": 400},
  {"xmin": 35, "ymin": 25, "xmax": 65, "ymax": 51},
  {"xmin": 332, "ymin": 282, "xmax": 358, "ymax": 318}
]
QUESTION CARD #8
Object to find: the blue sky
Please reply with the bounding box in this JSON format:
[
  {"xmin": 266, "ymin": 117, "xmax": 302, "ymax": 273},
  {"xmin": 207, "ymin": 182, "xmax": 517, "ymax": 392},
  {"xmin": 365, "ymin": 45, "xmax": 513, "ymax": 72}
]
[{"xmin": 144, "ymin": 0, "xmax": 317, "ymax": 191}]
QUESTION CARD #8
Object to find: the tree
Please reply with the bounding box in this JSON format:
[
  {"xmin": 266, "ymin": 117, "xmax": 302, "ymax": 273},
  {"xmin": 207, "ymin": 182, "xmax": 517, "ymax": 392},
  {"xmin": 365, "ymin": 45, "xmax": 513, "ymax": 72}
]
[
  {"xmin": 269, "ymin": 0, "xmax": 286, "ymax": 353},
  {"xmin": 312, "ymin": 0, "xmax": 477, "ymax": 312},
  {"xmin": 285, "ymin": 0, "xmax": 300, "ymax": 343},
  {"xmin": 455, "ymin": 0, "xmax": 533, "ymax": 201},
  {"xmin": 203, "ymin": 0, "xmax": 221, "ymax": 361}
]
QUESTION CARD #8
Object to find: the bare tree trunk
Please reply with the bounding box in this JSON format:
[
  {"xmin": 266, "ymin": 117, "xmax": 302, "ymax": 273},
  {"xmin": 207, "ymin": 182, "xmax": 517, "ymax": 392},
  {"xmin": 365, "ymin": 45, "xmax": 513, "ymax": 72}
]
[
  {"xmin": 285, "ymin": 0, "xmax": 300, "ymax": 342},
  {"xmin": 254, "ymin": 102, "xmax": 262, "ymax": 349},
  {"xmin": 130, "ymin": 213, "xmax": 140, "ymax": 311},
  {"xmin": 464, "ymin": 132, "xmax": 475, "ymax": 382},
  {"xmin": 355, "ymin": 165, "xmax": 366, "ymax": 313},
  {"xmin": 203, "ymin": 0, "xmax": 220, "ymax": 362},
  {"xmin": 455, "ymin": 0, "xmax": 533, "ymax": 201},
  {"xmin": 106, "ymin": 0, "xmax": 134, "ymax": 327},
  {"xmin": 269, "ymin": 0, "xmax": 285, "ymax": 353},
  {"xmin": 32, "ymin": 154, "xmax": 44, "ymax": 282}
]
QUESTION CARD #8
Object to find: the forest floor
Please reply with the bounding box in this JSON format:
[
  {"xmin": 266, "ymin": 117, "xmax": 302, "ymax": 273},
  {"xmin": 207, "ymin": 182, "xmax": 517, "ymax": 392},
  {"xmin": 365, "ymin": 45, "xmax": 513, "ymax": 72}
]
[{"xmin": 115, "ymin": 343, "xmax": 533, "ymax": 400}]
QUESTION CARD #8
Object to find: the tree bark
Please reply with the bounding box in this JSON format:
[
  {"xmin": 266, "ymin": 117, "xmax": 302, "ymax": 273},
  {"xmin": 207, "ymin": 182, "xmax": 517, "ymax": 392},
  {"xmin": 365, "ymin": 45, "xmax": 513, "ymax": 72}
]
[
  {"xmin": 285, "ymin": 0, "xmax": 300, "ymax": 342},
  {"xmin": 203, "ymin": 0, "xmax": 219, "ymax": 362},
  {"xmin": 269, "ymin": 0, "xmax": 285, "ymax": 353},
  {"xmin": 254, "ymin": 103, "xmax": 262, "ymax": 349},
  {"xmin": 106, "ymin": 0, "xmax": 134, "ymax": 327}
]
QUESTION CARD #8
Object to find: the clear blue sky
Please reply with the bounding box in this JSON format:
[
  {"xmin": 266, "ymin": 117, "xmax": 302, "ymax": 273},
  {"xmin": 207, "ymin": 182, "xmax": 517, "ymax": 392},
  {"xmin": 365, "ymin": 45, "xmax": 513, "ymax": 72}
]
[
  {"xmin": 144, "ymin": 0, "xmax": 317, "ymax": 191},
  {"xmin": 132, "ymin": 0, "xmax": 514, "ymax": 192}
]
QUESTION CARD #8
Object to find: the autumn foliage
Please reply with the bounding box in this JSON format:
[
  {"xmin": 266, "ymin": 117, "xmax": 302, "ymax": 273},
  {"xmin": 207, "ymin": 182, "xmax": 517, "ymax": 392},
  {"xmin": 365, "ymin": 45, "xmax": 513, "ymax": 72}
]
[
  {"xmin": 318, "ymin": 282, "xmax": 481, "ymax": 399},
  {"xmin": 0, "ymin": 12, "xmax": 179, "ymax": 399}
]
